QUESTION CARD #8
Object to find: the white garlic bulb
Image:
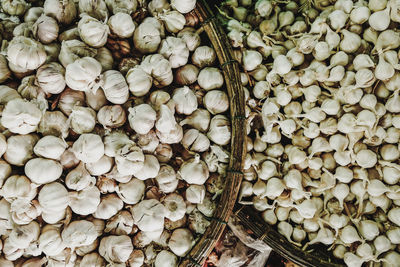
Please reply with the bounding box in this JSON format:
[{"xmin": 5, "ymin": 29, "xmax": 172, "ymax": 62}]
[
  {"xmin": 182, "ymin": 129, "xmax": 210, "ymax": 153},
  {"xmin": 207, "ymin": 115, "xmax": 231, "ymax": 145},
  {"xmin": 186, "ymin": 184, "xmax": 206, "ymax": 204},
  {"xmin": 141, "ymin": 53, "xmax": 174, "ymax": 88},
  {"xmin": 43, "ymin": 0, "xmax": 77, "ymax": 25},
  {"xmin": 78, "ymin": 0, "xmax": 109, "ymax": 21},
  {"xmin": 69, "ymin": 186, "xmax": 101, "ymax": 215},
  {"xmin": 171, "ymin": 0, "xmax": 196, "ymax": 13},
  {"xmin": 131, "ymin": 199, "xmax": 166, "ymax": 232},
  {"xmin": 78, "ymin": 14, "xmax": 109, "ymax": 48},
  {"xmin": 204, "ymin": 90, "xmax": 229, "ymax": 115},
  {"xmin": 25, "ymin": 158, "xmax": 63, "ymax": 184},
  {"xmin": 175, "ymin": 64, "xmax": 199, "ymax": 85},
  {"xmin": 38, "ymin": 182, "xmax": 69, "ymax": 212},
  {"xmin": 105, "ymin": 0, "xmax": 137, "ymax": 14},
  {"xmin": 168, "ymin": 228, "xmax": 194, "ymax": 256},
  {"xmin": 32, "ymin": 14, "xmax": 59, "ymax": 44},
  {"xmin": 65, "ymin": 162, "xmax": 96, "ymax": 191},
  {"xmin": 95, "ymin": 47, "xmax": 114, "ymax": 72},
  {"xmin": 59, "ymin": 40, "xmax": 97, "ymax": 68},
  {"xmin": 101, "ymin": 70, "xmax": 129, "ymax": 104},
  {"xmin": 97, "ymin": 105, "xmax": 126, "ymax": 129},
  {"xmin": 94, "ymin": 193, "xmax": 124, "ymax": 219},
  {"xmin": 65, "ymin": 57, "xmax": 102, "ymax": 92},
  {"xmin": 4, "ymin": 134, "xmax": 38, "ymax": 166},
  {"xmin": 133, "ymin": 154, "xmax": 160, "ymax": 180},
  {"xmin": 35, "ymin": 62, "xmax": 66, "ymax": 94},
  {"xmin": 163, "ymin": 193, "xmax": 186, "ymax": 222},
  {"xmin": 198, "ymin": 67, "xmax": 224, "ymax": 90},
  {"xmin": 1, "ymin": 98, "xmax": 42, "ymax": 135},
  {"xmin": 116, "ymin": 178, "xmax": 145, "ymax": 204},
  {"xmin": 159, "ymin": 10, "xmax": 186, "ymax": 33},
  {"xmin": 115, "ymin": 143, "xmax": 145, "ymax": 176},
  {"xmin": 177, "ymin": 28, "xmax": 201, "ymax": 51},
  {"xmin": 126, "ymin": 66, "xmax": 153, "ymax": 96},
  {"xmin": 38, "ymin": 111, "xmax": 69, "ymax": 139},
  {"xmin": 33, "ymin": 135, "xmax": 67, "ymax": 160},
  {"xmin": 159, "ymin": 37, "xmax": 190, "ymax": 68},
  {"xmin": 179, "ymin": 154, "xmax": 209, "ymax": 185},
  {"xmin": 38, "ymin": 225, "xmax": 65, "ymax": 256},
  {"xmin": 128, "ymin": 104, "xmax": 157, "ymax": 135},
  {"xmin": 86, "ymin": 155, "xmax": 114, "ymax": 176},
  {"xmin": 85, "ymin": 87, "xmax": 108, "ymax": 111},
  {"xmin": 7, "ymin": 36, "xmax": 46, "ymax": 71},
  {"xmin": 192, "ymin": 46, "xmax": 216, "ymax": 68},
  {"xmin": 172, "ymin": 86, "xmax": 198, "ymax": 115},
  {"xmin": 133, "ymin": 18, "xmax": 162, "ymax": 54},
  {"xmin": 68, "ymin": 106, "xmax": 97, "ymax": 134},
  {"xmin": 72, "ymin": 134, "xmax": 105, "ymax": 163},
  {"xmin": 156, "ymin": 164, "xmax": 178, "ymax": 193},
  {"xmin": 99, "ymin": 235, "xmax": 133, "ymax": 264},
  {"xmin": 0, "ymin": 55, "xmax": 11, "ymax": 83},
  {"xmin": 0, "ymin": 175, "xmax": 36, "ymax": 202},
  {"xmin": 108, "ymin": 12, "xmax": 135, "ymax": 38}
]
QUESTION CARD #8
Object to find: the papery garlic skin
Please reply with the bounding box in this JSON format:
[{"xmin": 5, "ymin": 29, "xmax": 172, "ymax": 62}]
[
  {"xmin": 68, "ymin": 106, "xmax": 97, "ymax": 134},
  {"xmin": 36, "ymin": 62, "xmax": 66, "ymax": 94},
  {"xmin": 101, "ymin": 70, "xmax": 129, "ymax": 104},
  {"xmin": 168, "ymin": 228, "xmax": 194, "ymax": 256},
  {"xmin": 198, "ymin": 67, "xmax": 224, "ymax": 91},
  {"xmin": 38, "ymin": 182, "xmax": 69, "ymax": 212},
  {"xmin": 1, "ymin": 98, "xmax": 42, "ymax": 135},
  {"xmin": 44, "ymin": 0, "xmax": 77, "ymax": 25},
  {"xmin": 33, "ymin": 135, "xmax": 67, "ymax": 160},
  {"xmin": 159, "ymin": 37, "xmax": 190, "ymax": 68},
  {"xmin": 4, "ymin": 134, "xmax": 38, "ymax": 166},
  {"xmin": 33, "ymin": 14, "xmax": 59, "ymax": 44},
  {"xmin": 134, "ymin": 18, "xmax": 162, "ymax": 54},
  {"xmin": 128, "ymin": 104, "xmax": 157, "ymax": 135},
  {"xmin": 78, "ymin": 14, "xmax": 109, "ymax": 48},
  {"xmin": 72, "ymin": 133, "xmax": 105, "ymax": 163},
  {"xmin": 179, "ymin": 154, "xmax": 209, "ymax": 185},
  {"xmin": 7, "ymin": 36, "xmax": 46, "ymax": 71},
  {"xmin": 65, "ymin": 57, "xmax": 103, "ymax": 92},
  {"xmin": 108, "ymin": 12, "xmax": 135, "ymax": 38}
]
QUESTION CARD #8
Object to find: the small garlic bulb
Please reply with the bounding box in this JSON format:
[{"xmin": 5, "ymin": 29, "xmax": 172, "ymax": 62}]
[
  {"xmin": 179, "ymin": 154, "xmax": 209, "ymax": 185},
  {"xmin": 69, "ymin": 186, "xmax": 100, "ymax": 215},
  {"xmin": 65, "ymin": 162, "xmax": 96, "ymax": 191},
  {"xmin": 72, "ymin": 134, "xmax": 105, "ymax": 163},
  {"xmin": 131, "ymin": 199, "xmax": 166, "ymax": 232},
  {"xmin": 68, "ymin": 106, "xmax": 96, "ymax": 134},
  {"xmin": 128, "ymin": 104, "xmax": 157, "ymax": 135},
  {"xmin": 108, "ymin": 12, "xmax": 136, "ymax": 38},
  {"xmin": 177, "ymin": 27, "xmax": 201, "ymax": 51},
  {"xmin": 126, "ymin": 66, "xmax": 153, "ymax": 97},
  {"xmin": 172, "ymin": 86, "xmax": 198, "ymax": 115},
  {"xmin": 35, "ymin": 62, "xmax": 66, "ymax": 94},
  {"xmin": 99, "ymin": 235, "xmax": 133, "ymax": 264},
  {"xmin": 79, "ymin": 0, "xmax": 109, "ymax": 21},
  {"xmin": 159, "ymin": 36, "xmax": 190, "ymax": 68},
  {"xmin": 78, "ymin": 14, "xmax": 109, "ymax": 48},
  {"xmin": 1, "ymin": 98, "xmax": 42, "ymax": 135},
  {"xmin": 182, "ymin": 129, "xmax": 210, "ymax": 153},
  {"xmin": 43, "ymin": 0, "xmax": 77, "ymax": 25},
  {"xmin": 204, "ymin": 90, "xmax": 229, "ymax": 115},
  {"xmin": 141, "ymin": 53, "xmax": 174, "ymax": 88},
  {"xmin": 65, "ymin": 57, "xmax": 102, "ymax": 92},
  {"xmin": 38, "ymin": 111, "xmax": 70, "ymax": 139},
  {"xmin": 38, "ymin": 182, "xmax": 69, "ymax": 212},
  {"xmin": 175, "ymin": 64, "xmax": 199, "ymax": 85},
  {"xmin": 198, "ymin": 67, "xmax": 224, "ymax": 90},
  {"xmin": 58, "ymin": 40, "xmax": 97, "ymax": 68},
  {"xmin": 7, "ymin": 36, "xmax": 46, "ymax": 71},
  {"xmin": 171, "ymin": 0, "xmax": 196, "ymax": 13},
  {"xmin": 207, "ymin": 115, "xmax": 231, "ymax": 146},
  {"xmin": 62, "ymin": 220, "xmax": 98, "ymax": 248},
  {"xmin": 168, "ymin": 228, "xmax": 194, "ymax": 257},
  {"xmin": 4, "ymin": 134, "xmax": 38, "ymax": 166},
  {"xmin": 101, "ymin": 70, "xmax": 129, "ymax": 104},
  {"xmin": 192, "ymin": 46, "xmax": 216, "ymax": 68},
  {"xmin": 33, "ymin": 135, "xmax": 67, "ymax": 160},
  {"xmin": 105, "ymin": 0, "xmax": 137, "ymax": 14},
  {"xmin": 25, "ymin": 158, "xmax": 63, "ymax": 184},
  {"xmin": 95, "ymin": 47, "xmax": 114, "ymax": 71},
  {"xmin": 133, "ymin": 18, "xmax": 162, "ymax": 54},
  {"xmin": 117, "ymin": 178, "xmax": 145, "ymax": 205},
  {"xmin": 159, "ymin": 10, "xmax": 186, "ymax": 33},
  {"xmin": 32, "ymin": 14, "xmax": 59, "ymax": 44},
  {"xmin": 97, "ymin": 105, "xmax": 126, "ymax": 129}
]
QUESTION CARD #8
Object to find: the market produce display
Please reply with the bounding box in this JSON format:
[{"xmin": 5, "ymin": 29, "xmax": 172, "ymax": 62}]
[
  {"xmin": 0, "ymin": 0, "xmax": 235, "ymax": 266},
  {"xmin": 218, "ymin": 0, "xmax": 400, "ymax": 266}
]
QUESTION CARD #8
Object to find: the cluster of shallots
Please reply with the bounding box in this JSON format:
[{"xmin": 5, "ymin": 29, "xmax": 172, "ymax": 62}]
[
  {"xmin": 220, "ymin": 0, "xmax": 400, "ymax": 266},
  {"xmin": 0, "ymin": 0, "xmax": 231, "ymax": 266}
]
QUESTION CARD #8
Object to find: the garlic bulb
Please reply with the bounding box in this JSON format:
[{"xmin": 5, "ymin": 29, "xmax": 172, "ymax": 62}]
[
  {"xmin": 171, "ymin": 0, "xmax": 196, "ymax": 13},
  {"xmin": 141, "ymin": 53, "xmax": 174, "ymax": 88},
  {"xmin": 38, "ymin": 225, "xmax": 65, "ymax": 256},
  {"xmin": 78, "ymin": 14, "xmax": 109, "ymax": 48},
  {"xmin": 69, "ymin": 186, "xmax": 101, "ymax": 215},
  {"xmin": 78, "ymin": 0, "xmax": 108, "ymax": 21},
  {"xmin": 32, "ymin": 14, "xmax": 59, "ymax": 44},
  {"xmin": 128, "ymin": 104, "xmax": 157, "ymax": 135},
  {"xmin": 204, "ymin": 90, "xmax": 229, "ymax": 115},
  {"xmin": 25, "ymin": 158, "xmax": 63, "ymax": 184},
  {"xmin": 99, "ymin": 235, "xmax": 133, "ymax": 264},
  {"xmin": 95, "ymin": 47, "xmax": 113, "ymax": 72},
  {"xmin": 38, "ymin": 111, "xmax": 69, "ymax": 139},
  {"xmin": 1, "ymin": 0, "xmax": 30, "ymax": 15},
  {"xmin": 33, "ymin": 136, "xmax": 67, "ymax": 160},
  {"xmin": 163, "ymin": 193, "xmax": 186, "ymax": 221},
  {"xmin": 175, "ymin": 64, "xmax": 199, "ymax": 85},
  {"xmin": 178, "ymin": 28, "xmax": 201, "ymax": 51},
  {"xmin": 65, "ymin": 162, "xmax": 96, "ymax": 191},
  {"xmin": 94, "ymin": 193, "xmax": 124, "ymax": 219},
  {"xmin": 198, "ymin": 67, "xmax": 224, "ymax": 90},
  {"xmin": 61, "ymin": 220, "xmax": 97, "ymax": 249},
  {"xmin": 101, "ymin": 70, "xmax": 129, "ymax": 104},
  {"xmin": 68, "ymin": 106, "xmax": 96, "ymax": 134},
  {"xmin": 105, "ymin": 0, "xmax": 137, "ymax": 14},
  {"xmin": 133, "ymin": 18, "xmax": 162, "ymax": 54},
  {"xmin": 108, "ymin": 12, "xmax": 135, "ymax": 38},
  {"xmin": 7, "ymin": 36, "xmax": 46, "ymax": 71},
  {"xmin": 159, "ymin": 10, "xmax": 186, "ymax": 33},
  {"xmin": 159, "ymin": 37, "xmax": 190, "ymax": 68},
  {"xmin": 97, "ymin": 105, "xmax": 126, "ymax": 129},
  {"xmin": 2, "ymin": 98, "xmax": 42, "ymax": 135},
  {"xmin": 168, "ymin": 228, "xmax": 194, "ymax": 256},
  {"xmin": 43, "ymin": 0, "xmax": 77, "ymax": 25},
  {"xmin": 65, "ymin": 57, "xmax": 102, "ymax": 92},
  {"xmin": 155, "ymin": 250, "xmax": 178, "ymax": 267},
  {"xmin": 133, "ymin": 154, "xmax": 160, "ymax": 180},
  {"xmin": 172, "ymin": 86, "xmax": 198, "ymax": 115},
  {"xmin": 38, "ymin": 182, "xmax": 69, "ymax": 212},
  {"xmin": 80, "ymin": 252, "xmax": 105, "ymax": 267},
  {"xmin": 192, "ymin": 46, "xmax": 216, "ymax": 68},
  {"xmin": 35, "ymin": 62, "xmax": 66, "ymax": 94},
  {"xmin": 182, "ymin": 129, "xmax": 210, "ymax": 153},
  {"xmin": 59, "ymin": 40, "xmax": 97, "ymax": 68},
  {"xmin": 207, "ymin": 115, "xmax": 231, "ymax": 145},
  {"xmin": 72, "ymin": 134, "xmax": 105, "ymax": 163},
  {"xmin": 117, "ymin": 178, "xmax": 145, "ymax": 204},
  {"xmin": 0, "ymin": 175, "xmax": 36, "ymax": 202},
  {"xmin": 126, "ymin": 66, "xmax": 153, "ymax": 96},
  {"xmin": 131, "ymin": 199, "xmax": 166, "ymax": 232},
  {"xmin": 179, "ymin": 154, "xmax": 209, "ymax": 185},
  {"xmin": 156, "ymin": 164, "xmax": 178, "ymax": 193},
  {"xmin": 4, "ymin": 134, "xmax": 38, "ymax": 166}
]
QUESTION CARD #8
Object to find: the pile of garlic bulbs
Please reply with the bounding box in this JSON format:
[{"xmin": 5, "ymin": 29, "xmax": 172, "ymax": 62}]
[
  {"xmin": 0, "ymin": 0, "xmax": 232, "ymax": 266},
  {"xmin": 220, "ymin": 0, "xmax": 400, "ymax": 266}
]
